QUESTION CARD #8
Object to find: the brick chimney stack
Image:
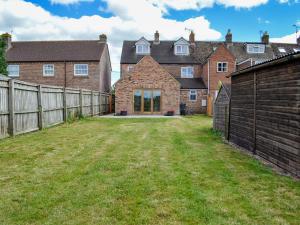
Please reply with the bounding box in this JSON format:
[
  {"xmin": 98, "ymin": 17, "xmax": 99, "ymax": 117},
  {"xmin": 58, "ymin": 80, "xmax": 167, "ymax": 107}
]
[
  {"xmin": 1, "ymin": 33, "xmax": 12, "ymax": 51},
  {"xmin": 261, "ymin": 31, "xmax": 269, "ymax": 45},
  {"xmin": 99, "ymin": 34, "xmax": 107, "ymax": 43},
  {"xmin": 225, "ymin": 29, "xmax": 232, "ymax": 43},
  {"xmin": 189, "ymin": 31, "xmax": 195, "ymax": 45},
  {"xmin": 154, "ymin": 31, "xmax": 160, "ymax": 45}
]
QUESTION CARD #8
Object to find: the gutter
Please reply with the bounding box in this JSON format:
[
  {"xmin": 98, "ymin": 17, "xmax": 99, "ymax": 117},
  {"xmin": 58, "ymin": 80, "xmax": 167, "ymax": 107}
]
[{"xmin": 228, "ymin": 52, "xmax": 300, "ymax": 78}]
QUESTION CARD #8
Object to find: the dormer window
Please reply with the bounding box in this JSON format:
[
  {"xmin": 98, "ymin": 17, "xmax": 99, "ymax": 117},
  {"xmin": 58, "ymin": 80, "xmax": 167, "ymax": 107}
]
[
  {"xmin": 278, "ymin": 47, "xmax": 286, "ymax": 53},
  {"xmin": 247, "ymin": 44, "xmax": 265, "ymax": 54},
  {"xmin": 174, "ymin": 37, "xmax": 190, "ymax": 56},
  {"xmin": 135, "ymin": 37, "xmax": 150, "ymax": 55}
]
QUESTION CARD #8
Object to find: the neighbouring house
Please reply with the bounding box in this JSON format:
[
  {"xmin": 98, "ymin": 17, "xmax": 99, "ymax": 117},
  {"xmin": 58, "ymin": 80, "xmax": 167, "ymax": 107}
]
[
  {"xmin": 228, "ymin": 52, "xmax": 300, "ymax": 177},
  {"xmin": 116, "ymin": 30, "xmax": 300, "ymax": 115},
  {"xmin": 2, "ymin": 33, "xmax": 111, "ymax": 92},
  {"xmin": 213, "ymin": 82, "xmax": 231, "ymax": 138}
]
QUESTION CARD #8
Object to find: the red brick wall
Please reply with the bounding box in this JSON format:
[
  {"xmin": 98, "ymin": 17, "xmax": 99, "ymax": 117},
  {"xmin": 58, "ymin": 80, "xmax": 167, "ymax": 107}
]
[
  {"xmin": 202, "ymin": 44, "xmax": 235, "ymax": 96},
  {"xmin": 116, "ymin": 56, "xmax": 180, "ymax": 115},
  {"xmin": 8, "ymin": 59, "xmax": 111, "ymax": 92},
  {"xmin": 121, "ymin": 64, "xmax": 202, "ymax": 79},
  {"xmin": 180, "ymin": 89, "xmax": 207, "ymax": 114}
]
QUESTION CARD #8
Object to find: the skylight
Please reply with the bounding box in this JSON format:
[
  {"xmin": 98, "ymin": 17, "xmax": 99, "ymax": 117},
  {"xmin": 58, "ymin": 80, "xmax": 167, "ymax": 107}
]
[{"xmin": 278, "ymin": 47, "xmax": 286, "ymax": 53}]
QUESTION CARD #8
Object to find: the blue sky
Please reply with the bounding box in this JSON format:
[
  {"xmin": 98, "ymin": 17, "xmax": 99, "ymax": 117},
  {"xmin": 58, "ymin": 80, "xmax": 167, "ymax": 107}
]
[{"xmin": 0, "ymin": 0, "xmax": 299, "ymax": 83}]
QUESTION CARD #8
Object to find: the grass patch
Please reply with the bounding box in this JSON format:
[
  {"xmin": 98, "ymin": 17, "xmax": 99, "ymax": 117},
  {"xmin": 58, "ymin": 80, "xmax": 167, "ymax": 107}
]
[{"xmin": 0, "ymin": 115, "xmax": 299, "ymax": 225}]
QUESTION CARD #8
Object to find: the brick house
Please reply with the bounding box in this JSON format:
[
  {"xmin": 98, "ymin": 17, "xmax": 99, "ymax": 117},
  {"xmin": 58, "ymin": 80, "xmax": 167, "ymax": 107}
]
[
  {"xmin": 2, "ymin": 33, "xmax": 111, "ymax": 92},
  {"xmin": 116, "ymin": 30, "xmax": 299, "ymax": 115}
]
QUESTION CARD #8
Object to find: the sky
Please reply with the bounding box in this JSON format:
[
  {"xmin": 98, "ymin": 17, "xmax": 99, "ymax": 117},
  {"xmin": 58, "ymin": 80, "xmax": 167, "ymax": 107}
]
[{"xmin": 0, "ymin": 0, "xmax": 299, "ymax": 84}]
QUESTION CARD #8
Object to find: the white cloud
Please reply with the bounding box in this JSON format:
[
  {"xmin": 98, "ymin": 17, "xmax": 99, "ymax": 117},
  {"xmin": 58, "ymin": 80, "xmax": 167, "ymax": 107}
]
[
  {"xmin": 0, "ymin": 0, "xmax": 222, "ymax": 84},
  {"xmin": 50, "ymin": 0, "xmax": 94, "ymax": 5},
  {"xmin": 277, "ymin": 0, "xmax": 299, "ymax": 4},
  {"xmin": 270, "ymin": 32, "xmax": 300, "ymax": 43}
]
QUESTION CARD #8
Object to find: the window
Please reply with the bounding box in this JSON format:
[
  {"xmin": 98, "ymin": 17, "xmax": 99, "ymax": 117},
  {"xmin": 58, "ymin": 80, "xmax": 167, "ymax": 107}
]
[
  {"xmin": 7, "ymin": 65, "xmax": 19, "ymax": 77},
  {"xmin": 128, "ymin": 65, "xmax": 134, "ymax": 72},
  {"xmin": 247, "ymin": 44, "xmax": 265, "ymax": 54},
  {"xmin": 294, "ymin": 48, "xmax": 300, "ymax": 53},
  {"xmin": 181, "ymin": 67, "xmax": 194, "ymax": 78},
  {"xmin": 278, "ymin": 47, "xmax": 286, "ymax": 53},
  {"xmin": 74, "ymin": 64, "xmax": 88, "ymax": 76},
  {"xmin": 43, "ymin": 64, "xmax": 54, "ymax": 76},
  {"xmin": 175, "ymin": 45, "xmax": 189, "ymax": 55},
  {"xmin": 217, "ymin": 62, "xmax": 228, "ymax": 72},
  {"xmin": 189, "ymin": 90, "xmax": 197, "ymax": 101},
  {"xmin": 136, "ymin": 44, "xmax": 150, "ymax": 54}
]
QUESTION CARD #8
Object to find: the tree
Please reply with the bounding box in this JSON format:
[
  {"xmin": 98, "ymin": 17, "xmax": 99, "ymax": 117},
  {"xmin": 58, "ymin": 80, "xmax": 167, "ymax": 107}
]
[{"xmin": 0, "ymin": 36, "xmax": 8, "ymax": 76}]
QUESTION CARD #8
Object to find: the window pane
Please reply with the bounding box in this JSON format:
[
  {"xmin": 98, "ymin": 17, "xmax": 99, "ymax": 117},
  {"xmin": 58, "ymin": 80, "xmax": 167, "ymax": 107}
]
[
  {"xmin": 153, "ymin": 90, "xmax": 161, "ymax": 112},
  {"xmin": 134, "ymin": 90, "xmax": 142, "ymax": 112},
  {"xmin": 8, "ymin": 65, "xmax": 19, "ymax": 77},
  {"xmin": 143, "ymin": 90, "xmax": 152, "ymax": 112},
  {"xmin": 75, "ymin": 64, "xmax": 88, "ymax": 75}
]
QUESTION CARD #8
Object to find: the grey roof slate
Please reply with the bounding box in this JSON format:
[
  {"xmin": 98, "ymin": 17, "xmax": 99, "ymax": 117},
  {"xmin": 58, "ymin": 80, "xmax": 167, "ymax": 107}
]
[
  {"xmin": 6, "ymin": 40, "xmax": 106, "ymax": 62},
  {"xmin": 121, "ymin": 40, "xmax": 299, "ymax": 65},
  {"xmin": 176, "ymin": 78, "xmax": 207, "ymax": 89}
]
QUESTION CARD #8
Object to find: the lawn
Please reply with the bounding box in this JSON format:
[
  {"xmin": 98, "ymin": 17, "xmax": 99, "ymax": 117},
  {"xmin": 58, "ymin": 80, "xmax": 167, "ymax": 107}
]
[{"xmin": 0, "ymin": 116, "xmax": 299, "ymax": 225}]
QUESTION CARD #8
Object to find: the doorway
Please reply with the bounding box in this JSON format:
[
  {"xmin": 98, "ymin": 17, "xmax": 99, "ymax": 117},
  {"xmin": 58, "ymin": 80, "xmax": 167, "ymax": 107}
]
[{"xmin": 134, "ymin": 89, "xmax": 161, "ymax": 114}]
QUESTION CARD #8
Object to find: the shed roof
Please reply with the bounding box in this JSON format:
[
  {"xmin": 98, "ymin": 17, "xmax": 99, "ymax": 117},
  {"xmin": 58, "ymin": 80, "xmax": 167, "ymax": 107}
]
[{"xmin": 6, "ymin": 40, "xmax": 106, "ymax": 62}]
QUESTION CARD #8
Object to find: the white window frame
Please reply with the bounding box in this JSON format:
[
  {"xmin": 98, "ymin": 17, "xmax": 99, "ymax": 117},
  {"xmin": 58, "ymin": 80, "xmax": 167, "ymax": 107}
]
[
  {"xmin": 181, "ymin": 67, "xmax": 194, "ymax": 78},
  {"xmin": 43, "ymin": 64, "xmax": 54, "ymax": 77},
  {"xmin": 7, "ymin": 65, "xmax": 19, "ymax": 77},
  {"xmin": 175, "ymin": 44, "xmax": 189, "ymax": 55},
  {"xmin": 189, "ymin": 90, "xmax": 197, "ymax": 101},
  {"xmin": 247, "ymin": 44, "xmax": 265, "ymax": 54},
  {"xmin": 278, "ymin": 47, "xmax": 286, "ymax": 53},
  {"xmin": 217, "ymin": 62, "xmax": 228, "ymax": 73},
  {"xmin": 128, "ymin": 65, "xmax": 134, "ymax": 72},
  {"xmin": 74, "ymin": 64, "xmax": 88, "ymax": 76},
  {"xmin": 136, "ymin": 44, "xmax": 150, "ymax": 55}
]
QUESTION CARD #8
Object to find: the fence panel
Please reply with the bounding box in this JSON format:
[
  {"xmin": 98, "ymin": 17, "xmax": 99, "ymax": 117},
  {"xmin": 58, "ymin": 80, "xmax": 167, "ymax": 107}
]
[
  {"xmin": 14, "ymin": 81, "xmax": 39, "ymax": 135},
  {"xmin": 0, "ymin": 78, "xmax": 9, "ymax": 138},
  {"xmin": 42, "ymin": 86, "xmax": 64, "ymax": 127},
  {"xmin": 0, "ymin": 76, "xmax": 111, "ymax": 139}
]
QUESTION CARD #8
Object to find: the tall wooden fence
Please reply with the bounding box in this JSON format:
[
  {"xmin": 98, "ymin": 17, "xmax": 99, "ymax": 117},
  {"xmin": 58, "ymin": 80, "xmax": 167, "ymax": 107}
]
[{"xmin": 0, "ymin": 77, "xmax": 110, "ymax": 139}]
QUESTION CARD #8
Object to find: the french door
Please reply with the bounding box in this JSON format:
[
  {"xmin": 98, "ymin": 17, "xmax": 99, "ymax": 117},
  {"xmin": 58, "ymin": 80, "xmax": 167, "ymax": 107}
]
[{"xmin": 134, "ymin": 89, "xmax": 161, "ymax": 114}]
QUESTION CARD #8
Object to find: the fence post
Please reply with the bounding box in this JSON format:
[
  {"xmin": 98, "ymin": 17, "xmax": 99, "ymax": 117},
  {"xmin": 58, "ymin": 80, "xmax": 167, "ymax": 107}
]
[
  {"xmin": 91, "ymin": 90, "xmax": 94, "ymax": 117},
  {"xmin": 63, "ymin": 88, "xmax": 67, "ymax": 122},
  {"xmin": 99, "ymin": 92, "xmax": 102, "ymax": 115},
  {"xmin": 37, "ymin": 85, "xmax": 43, "ymax": 130},
  {"xmin": 79, "ymin": 89, "xmax": 83, "ymax": 117},
  {"xmin": 253, "ymin": 72, "xmax": 257, "ymax": 155},
  {"xmin": 8, "ymin": 79, "xmax": 15, "ymax": 136},
  {"xmin": 98, "ymin": 92, "xmax": 101, "ymax": 115}
]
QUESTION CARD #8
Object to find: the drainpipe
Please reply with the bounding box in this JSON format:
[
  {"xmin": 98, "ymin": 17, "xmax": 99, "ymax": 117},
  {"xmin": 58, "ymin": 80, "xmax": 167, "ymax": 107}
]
[
  {"xmin": 207, "ymin": 59, "xmax": 210, "ymax": 95},
  {"xmin": 64, "ymin": 61, "xmax": 67, "ymax": 88}
]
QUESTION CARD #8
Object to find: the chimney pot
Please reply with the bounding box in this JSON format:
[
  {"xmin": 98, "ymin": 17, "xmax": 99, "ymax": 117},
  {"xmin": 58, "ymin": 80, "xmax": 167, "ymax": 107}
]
[
  {"xmin": 154, "ymin": 31, "xmax": 160, "ymax": 44},
  {"xmin": 99, "ymin": 34, "xmax": 107, "ymax": 43},
  {"xmin": 225, "ymin": 29, "xmax": 232, "ymax": 43},
  {"xmin": 261, "ymin": 31, "xmax": 269, "ymax": 45},
  {"xmin": 1, "ymin": 32, "xmax": 12, "ymax": 51},
  {"xmin": 189, "ymin": 31, "xmax": 195, "ymax": 45}
]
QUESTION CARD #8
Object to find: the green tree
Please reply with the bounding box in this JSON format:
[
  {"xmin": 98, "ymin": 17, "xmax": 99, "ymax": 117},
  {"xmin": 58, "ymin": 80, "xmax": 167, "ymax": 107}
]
[{"xmin": 0, "ymin": 36, "xmax": 8, "ymax": 76}]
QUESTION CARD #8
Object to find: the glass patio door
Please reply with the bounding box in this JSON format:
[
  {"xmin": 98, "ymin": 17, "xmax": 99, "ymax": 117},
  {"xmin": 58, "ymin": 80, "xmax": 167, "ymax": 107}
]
[{"xmin": 133, "ymin": 89, "xmax": 161, "ymax": 114}]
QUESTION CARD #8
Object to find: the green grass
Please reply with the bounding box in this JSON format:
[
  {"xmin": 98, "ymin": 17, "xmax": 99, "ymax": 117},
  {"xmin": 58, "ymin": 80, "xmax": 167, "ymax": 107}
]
[{"xmin": 0, "ymin": 115, "xmax": 299, "ymax": 225}]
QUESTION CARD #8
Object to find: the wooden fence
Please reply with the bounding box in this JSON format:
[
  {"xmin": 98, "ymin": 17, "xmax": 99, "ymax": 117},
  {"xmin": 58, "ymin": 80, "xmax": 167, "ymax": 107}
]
[{"xmin": 0, "ymin": 76, "xmax": 110, "ymax": 139}]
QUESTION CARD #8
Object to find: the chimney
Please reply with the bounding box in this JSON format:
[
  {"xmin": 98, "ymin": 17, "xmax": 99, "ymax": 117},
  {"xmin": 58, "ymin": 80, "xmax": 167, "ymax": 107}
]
[
  {"xmin": 189, "ymin": 31, "xmax": 195, "ymax": 45},
  {"xmin": 1, "ymin": 33, "xmax": 12, "ymax": 51},
  {"xmin": 225, "ymin": 29, "xmax": 232, "ymax": 43},
  {"xmin": 154, "ymin": 31, "xmax": 160, "ymax": 45},
  {"xmin": 261, "ymin": 31, "xmax": 269, "ymax": 45},
  {"xmin": 99, "ymin": 34, "xmax": 107, "ymax": 43},
  {"xmin": 297, "ymin": 35, "xmax": 300, "ymax": 46}
]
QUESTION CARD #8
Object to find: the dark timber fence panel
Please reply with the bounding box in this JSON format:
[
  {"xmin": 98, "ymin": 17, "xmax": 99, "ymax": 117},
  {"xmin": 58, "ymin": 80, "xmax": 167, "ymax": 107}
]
[
  {"xmin": 229, "ymin": 60, "xmax": 300, "ymax": 177},
  {"xmin": 0, "ymin": 76, "xmax": 111, "ymax": 139}
]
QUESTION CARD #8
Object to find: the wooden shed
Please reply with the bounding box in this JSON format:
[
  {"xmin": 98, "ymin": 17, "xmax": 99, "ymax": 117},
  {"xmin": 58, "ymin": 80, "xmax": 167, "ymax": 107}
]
[
  {"xmin": 213, "ymin": 82, "xmax": 231, "ymax": 138},
  {"xmin": 228, "ymin": 52, "xmax": 300, "ymax": 177}
]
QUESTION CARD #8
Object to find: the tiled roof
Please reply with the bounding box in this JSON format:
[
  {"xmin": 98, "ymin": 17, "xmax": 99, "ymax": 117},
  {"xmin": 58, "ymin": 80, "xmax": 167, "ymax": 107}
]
[
  {"xmin": 176, "ymin": 78, "xmax": 207, "ymax": 89},
  {"xmin": 121, "ymin": 39, "xmax": 299, "ymax": 65},
  {"xmin": 6, "ymin": 40, "xmax": 106, "ymax": 62}
]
